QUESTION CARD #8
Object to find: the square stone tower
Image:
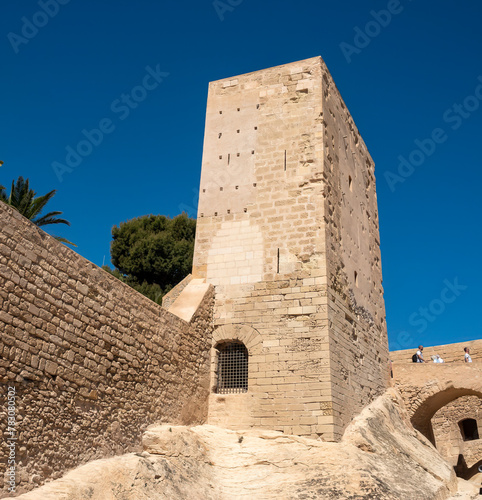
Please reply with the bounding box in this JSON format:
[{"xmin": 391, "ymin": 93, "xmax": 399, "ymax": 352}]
[{"xmin": 192, "ymin": 56, "xmax": 389, "ymax": 441}]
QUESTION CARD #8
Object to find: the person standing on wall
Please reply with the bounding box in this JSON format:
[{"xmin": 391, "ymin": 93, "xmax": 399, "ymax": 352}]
[{"xmin": 464, "ymin": 347, "xmax": 472, "ymax": 363}]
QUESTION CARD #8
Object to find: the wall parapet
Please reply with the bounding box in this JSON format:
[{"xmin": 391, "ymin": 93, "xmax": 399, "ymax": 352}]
[
  {"xmin": 390, "ymin": 339, "xmax": 482, "ymax": 364},
  {"xmin": 0, "ymin": 202, "xmax": 214, "ymax": 496},
  {"xmin": 162, "ymin": 273, "xmax": 192, "ymax": 309}
]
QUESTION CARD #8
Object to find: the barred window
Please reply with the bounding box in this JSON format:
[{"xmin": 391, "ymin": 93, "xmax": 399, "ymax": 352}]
[{"xmin": 216, "ymin": 342, "xmax": 248, "ymax": 394}]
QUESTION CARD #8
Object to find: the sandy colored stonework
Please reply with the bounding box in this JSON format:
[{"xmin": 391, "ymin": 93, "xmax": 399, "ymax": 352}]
[{"xmin": 14, "ymin": 390, "xmax": 480, "ymax": 500}]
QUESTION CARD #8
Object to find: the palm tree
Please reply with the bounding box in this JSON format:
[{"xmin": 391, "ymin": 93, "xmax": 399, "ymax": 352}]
[{"xmin": 0, "ymin": 176, "xmax": 76, "ymax": 247}]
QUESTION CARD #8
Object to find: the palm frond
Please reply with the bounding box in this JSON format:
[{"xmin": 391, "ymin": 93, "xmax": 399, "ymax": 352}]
[
  {"xmin": 7, "ymin": 177, "xmax": 37, "ymax": 217},
  {"xmin": 53, "ymin": 236, "xmax": 77, "ymax": 247},
  {"xmin": 7, "ymin": 178, "xmax": 16, "ymax": 206},
  {"xmin": 3, "ymin": 176, "xmax": 73, "ymax": 239},
  {"xmin": 34, "ymin": 212, "xmax": 71, "ymax": 227},
  {"xmin": 27, "ymin": 189, "xmax": 57, "ymax": 220},
  {"xmin": 18, "ymin": 189, "xmax": 35, "ymax": 217}
]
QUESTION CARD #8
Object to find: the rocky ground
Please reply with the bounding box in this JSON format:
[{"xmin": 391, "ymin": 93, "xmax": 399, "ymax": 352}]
[{"xmin": 14, "ymin": 389, "xmax": 481, "ymax": 499}]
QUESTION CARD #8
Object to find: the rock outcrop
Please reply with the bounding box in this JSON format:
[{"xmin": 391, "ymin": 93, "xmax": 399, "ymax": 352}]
[{"xmin": 15, "ymin": 390, "xmax": 480, "ymax": 499}]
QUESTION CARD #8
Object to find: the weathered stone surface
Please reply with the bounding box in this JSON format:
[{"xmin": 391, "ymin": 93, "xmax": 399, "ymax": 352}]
[
  {"xmin": 432, "ymin": 395, "xmax": 482, "ymax": 470},
  {"xmin": 0, "ymin": 202, "xmax": 214, "ymax": 496},
  {"xmin": 13, "ymin": 453, "xmax": 215, "ymax": 500},
  {"xmin": 167, "ymin": 279, "xmax": 212, "ymax": 322},
  {"xmin": 393, "ymin": 362, "xmax": 482, "ymax": 488},
  {"xmin": 193, "ymin": 56, "xmax": 389, "ymax": 441},
  {"xmin": 392, "ymin": 363, "xmax": 482, "ymax": 442},
  {"xmin": 142, "ymin": 425, "xmax": 208, "ymax": 460},
  {"xmin": 14, "ymin": 390, "xmax": 477, "ymax": 500},
  {"xmin": 161, "ymin": 273, "xmax": 193, "ymax": 310},
  {"xmin": 449, "ymin": 478, "xmax": 481, "ymax": 499}
]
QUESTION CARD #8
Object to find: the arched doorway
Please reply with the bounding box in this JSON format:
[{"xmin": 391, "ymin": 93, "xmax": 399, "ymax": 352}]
[
  {"xmin": 208, "ymin": 324, "xmax": 262, "ymax": 430},
  {"xmin": 410, "ymin": 388, "xmax": 482, "ymax": 445},
  {"xmin": 430, "ymin": 394, "xmax": 482, "ymax": 488}
]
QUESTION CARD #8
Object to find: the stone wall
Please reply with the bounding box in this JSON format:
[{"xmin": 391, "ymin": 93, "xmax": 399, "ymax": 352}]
[
  {"xmin": 432, "ymin": 395, "xmax": 482, "ymax": 471},
  {"xmin": 13, "ymin": 389, "xmax": 463, "ymax": 500},
  {"xmin": 320, "ymin": 57, "xmax": 389, "ymax": 436},
  {"xmin": 390, "ymin": 339, "xmax": 482, "ymax": 364},
  {"xmin": 392, "ymin": 361, "xmax": 482, "ymax": 486},
  {"xmin": 392, "ymin": 363, "xmax": 482, "ymax": 447},
  {"xmin": 193, "ymin": 57, "xmax": 389, "ymax": 441},
  {"xmin": 0, "ymin": 202, "xmax": 214, "ymax": 496},
  {"xmin": 161, "ymin": 273, "xmax": 192, "ymax": 309}
]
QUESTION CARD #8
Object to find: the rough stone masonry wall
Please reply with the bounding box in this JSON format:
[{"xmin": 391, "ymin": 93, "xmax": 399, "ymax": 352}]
[
  {"xmin": 320, "ymin": 58, "xmax": 389, "ymax": 437},
  {"xmin": 194, "ymin": 57, "xmax": 333, "ymax": 439},
  {"xmin": 392, "ymin": 362, "xmax": 482, "ymax": 449},
  {"xmin": 193, "ymin": 57, "xmax": 389, "ymax": 441},
  {"xmin": 0, "ymin": 203, "xmax": 213, "ymax": 497},
  {"xmin": 432, "ymin": 395, "xmax": 482, "ymax": 469}
]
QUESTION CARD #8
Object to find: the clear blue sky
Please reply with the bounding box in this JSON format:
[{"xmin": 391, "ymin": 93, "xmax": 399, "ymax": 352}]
[{"xmin": 1, "ymin": 0, "xmax": 481, "ymax": 351}]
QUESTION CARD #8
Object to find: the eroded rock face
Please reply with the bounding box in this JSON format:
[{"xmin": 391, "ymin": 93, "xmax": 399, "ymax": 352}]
[{"xmin": 15, "ymin": 390, "xmax": 478, "ymax": 500}]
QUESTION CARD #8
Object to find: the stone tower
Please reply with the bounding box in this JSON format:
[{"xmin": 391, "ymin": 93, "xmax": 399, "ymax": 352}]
[{"xmin": 192, "ymin": 56, "xmax": 389, "ymax": 441}]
